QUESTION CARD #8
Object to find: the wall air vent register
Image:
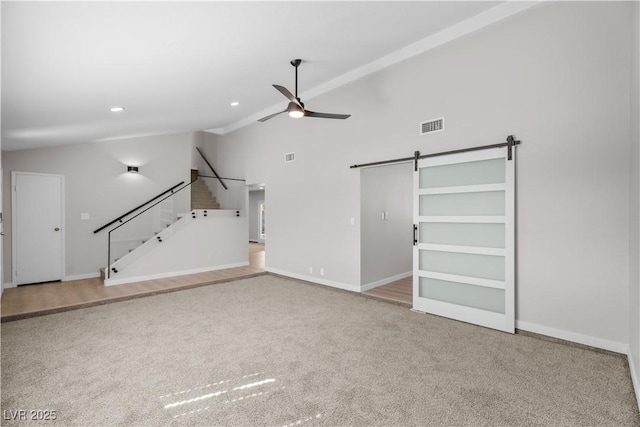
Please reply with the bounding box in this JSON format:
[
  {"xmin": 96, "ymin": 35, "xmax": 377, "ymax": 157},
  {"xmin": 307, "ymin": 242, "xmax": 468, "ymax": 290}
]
[{"xmin": 420, "ymin": 117, "xmax": 444, "ymax": 135}]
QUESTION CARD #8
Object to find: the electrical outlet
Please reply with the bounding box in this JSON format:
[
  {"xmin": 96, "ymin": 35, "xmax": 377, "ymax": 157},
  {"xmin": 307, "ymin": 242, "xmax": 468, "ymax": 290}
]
[
  {"xmin": 320, "ymin": 268, "xmax": 324, "ymax": 276},
  {"xmin": 309, "ymin": 267, "xmax": 313, "ymax": 274}
]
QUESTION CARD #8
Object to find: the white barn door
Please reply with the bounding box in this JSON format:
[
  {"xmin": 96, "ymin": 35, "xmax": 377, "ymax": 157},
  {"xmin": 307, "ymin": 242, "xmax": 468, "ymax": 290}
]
[
  {"xmin": 12, "ymin": 172, "xmax": 64, "ymax": 285},
  {"xmin": 413, "ymin": 147, "xmax": 515, "ymax": 333}
]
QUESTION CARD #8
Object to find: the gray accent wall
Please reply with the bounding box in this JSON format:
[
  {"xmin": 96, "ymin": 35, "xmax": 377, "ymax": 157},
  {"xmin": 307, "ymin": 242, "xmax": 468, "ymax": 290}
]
[{"xmin": 206, "ymin": 1, "xmax": 633, "ymax": 347}]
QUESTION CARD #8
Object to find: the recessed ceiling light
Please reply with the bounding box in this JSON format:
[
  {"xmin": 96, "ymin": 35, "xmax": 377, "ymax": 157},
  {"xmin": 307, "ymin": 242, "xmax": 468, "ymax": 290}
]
[
  {"xmin": 230, "ymin": 101, "xmax": 240, "ymax": 107},
  {"xmin": 110, "ymin": 106, "xmax": 125, "ymax": 112}
]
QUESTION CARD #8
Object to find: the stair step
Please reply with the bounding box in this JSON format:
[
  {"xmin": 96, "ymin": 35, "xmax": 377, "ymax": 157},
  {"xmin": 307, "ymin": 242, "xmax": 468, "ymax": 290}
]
[
  {"xmin": 190, "ymin": 175, "xmax": 220, "ymax": 210},
  {"xmin": 192, "ymin": 198, "xmax": 218, "ymax": 203}
]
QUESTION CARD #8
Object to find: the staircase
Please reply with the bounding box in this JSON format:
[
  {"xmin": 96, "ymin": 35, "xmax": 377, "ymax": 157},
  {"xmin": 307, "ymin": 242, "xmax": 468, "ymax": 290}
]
[
  {"xmin": 100, "ymin": 171, "xmax": 221, "ymax": 281},
  {"xmin": 191, "ymin": 169, "xmax": 220, "ymax": 210}
]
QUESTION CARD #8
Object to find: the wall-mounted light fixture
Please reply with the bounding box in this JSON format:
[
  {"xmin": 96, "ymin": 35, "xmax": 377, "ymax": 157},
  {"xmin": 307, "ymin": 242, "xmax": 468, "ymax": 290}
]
[{"xmin": 127, "ymin": 166, "xmax": 139, "ymax": 173}]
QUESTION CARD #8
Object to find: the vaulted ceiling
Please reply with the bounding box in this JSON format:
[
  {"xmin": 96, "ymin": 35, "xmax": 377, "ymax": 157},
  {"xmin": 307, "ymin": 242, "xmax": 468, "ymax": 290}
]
[{"xmin": 2, "ymin": 1, "xmax": 505, "ymax": 151}]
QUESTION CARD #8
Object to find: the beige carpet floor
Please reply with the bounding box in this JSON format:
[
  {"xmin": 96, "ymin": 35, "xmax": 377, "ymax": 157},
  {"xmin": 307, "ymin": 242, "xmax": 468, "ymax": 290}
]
[{"xmin": 1, "ymin": 275, "xmax": 638, "ymax": 426}]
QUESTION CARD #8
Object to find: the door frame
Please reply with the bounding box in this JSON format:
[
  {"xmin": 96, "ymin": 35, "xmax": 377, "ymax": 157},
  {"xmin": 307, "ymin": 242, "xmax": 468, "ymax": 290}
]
[
  {"xmin": 11, "ymin": 171, "xmax": 66, "ymax": 285},
  {"xmin": 259, "ymin": 200, "xmax": 266, "ymax": 241}
]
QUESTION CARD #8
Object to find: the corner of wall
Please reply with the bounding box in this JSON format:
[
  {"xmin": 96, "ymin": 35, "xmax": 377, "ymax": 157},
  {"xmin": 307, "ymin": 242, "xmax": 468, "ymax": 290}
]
[
  {"xmin": 265, "ymin": 268, "xmax": 361, "ymax": 293},
  {"xmin": 630, "ymin": 351, "xmax": 640, "ymax": 413},
  {"xmin": 628, "ymin": 0, "xmax": 640, "ymax": 412}
]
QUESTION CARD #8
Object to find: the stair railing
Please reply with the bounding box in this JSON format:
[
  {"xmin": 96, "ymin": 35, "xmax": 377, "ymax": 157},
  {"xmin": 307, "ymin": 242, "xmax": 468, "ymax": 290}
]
[
  {"xmin": 106, "ymin": 180, "xmax": 195, "ymax": 280},
  {"xmin": 104, "ymin": 174, "xmax": 247, "ymax": 281},
  {"xmin": 197, "ymin": 175, "xmax": 246, "ymax": 182},
  {"xmin": 195, "ymin": 147, "xmax": 228, "ymax": 190},
  {"xmin": 93, "ymin": 181, "xmax": 185, "ymax": 234}
]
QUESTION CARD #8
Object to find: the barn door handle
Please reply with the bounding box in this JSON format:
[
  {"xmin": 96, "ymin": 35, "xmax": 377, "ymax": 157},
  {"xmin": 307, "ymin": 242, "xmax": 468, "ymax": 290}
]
[{"xmin": 413, "ymin": 224, "xmax": 418, "ymax": 246}]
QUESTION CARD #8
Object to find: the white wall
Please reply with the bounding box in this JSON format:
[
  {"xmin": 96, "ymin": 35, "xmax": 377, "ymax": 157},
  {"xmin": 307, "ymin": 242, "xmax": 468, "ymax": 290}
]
[
  {"xmin": 249, "ymin": 189, "xmax": 265, "ymax": 243},
  {"xmin": 206, "ymin": 2, "xmax": 633, "ymax": 349},
  {"xmin": 360, "ymin": 162, "xmax": 412, "ymax": 286},
  {"xmin": 193, "ymin": 131, "xmax": 205, "ymax": 170},
  {"xmin": 2, "ymin": 132, "xmax": 193, "ymax": 283},
  {"xmin": 628, "ymin": 0, "xmax": 640, "ymax": 408}
]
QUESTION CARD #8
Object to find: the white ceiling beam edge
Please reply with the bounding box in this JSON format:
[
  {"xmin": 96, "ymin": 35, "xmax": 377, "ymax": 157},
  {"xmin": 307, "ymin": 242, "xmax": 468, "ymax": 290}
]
[{"xmin": 204, "ymin": 0, "xmax": 543, "ymax": 136}]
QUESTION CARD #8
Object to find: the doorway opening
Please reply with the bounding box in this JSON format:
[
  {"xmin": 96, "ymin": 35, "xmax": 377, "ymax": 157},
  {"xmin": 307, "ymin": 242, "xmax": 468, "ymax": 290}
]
[
  {"xmin": 359, "ymin": 163, "xmax": 413, "ymax": 305},
  {"xmin": 248, "ymin": 183, "xmax": 266, "ymax": 270}
]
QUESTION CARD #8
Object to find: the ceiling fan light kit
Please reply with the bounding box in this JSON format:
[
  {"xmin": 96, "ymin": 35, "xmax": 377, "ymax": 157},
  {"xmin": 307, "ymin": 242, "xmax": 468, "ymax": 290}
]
[
  {"xmin": 259, "ymin": 59, "xmax": 351, "ymax": 122},
  {"xmin": 287, "ymin": 102, "xmax": 304, "ymax": 118}
]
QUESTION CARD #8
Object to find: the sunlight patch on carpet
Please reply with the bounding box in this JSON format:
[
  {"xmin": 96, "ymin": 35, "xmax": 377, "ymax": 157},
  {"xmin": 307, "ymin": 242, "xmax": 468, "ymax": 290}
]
[
  {"xmin": 159, "ymin": 372, "xmax": 282, "ymax": 420},
  {"xmin": 282, "ymin": 412, "xmax": 323, "ymax": 427}
]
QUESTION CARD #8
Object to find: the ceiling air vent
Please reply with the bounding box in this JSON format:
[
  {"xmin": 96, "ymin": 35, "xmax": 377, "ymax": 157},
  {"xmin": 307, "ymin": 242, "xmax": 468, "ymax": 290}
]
[
  {"xmin": 284, "ymin": 152, "xmax": 296, "ymax": 163},
  {"xmin": 420, "ymin": 117, "xmax": 444, "ymax": 135}
]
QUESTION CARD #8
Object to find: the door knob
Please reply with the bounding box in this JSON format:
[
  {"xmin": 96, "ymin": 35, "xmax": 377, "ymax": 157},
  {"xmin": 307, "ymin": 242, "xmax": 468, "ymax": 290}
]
[{"xmin": 54, "ymin": 227, "xmax": 60, "ymax": 231}]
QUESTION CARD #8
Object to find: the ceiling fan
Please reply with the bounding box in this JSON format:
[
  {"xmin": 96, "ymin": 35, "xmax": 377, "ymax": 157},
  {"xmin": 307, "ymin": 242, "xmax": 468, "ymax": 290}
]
[{"xmin": 258, "ymin": 59, "xmax": 351, "ymax": 122}]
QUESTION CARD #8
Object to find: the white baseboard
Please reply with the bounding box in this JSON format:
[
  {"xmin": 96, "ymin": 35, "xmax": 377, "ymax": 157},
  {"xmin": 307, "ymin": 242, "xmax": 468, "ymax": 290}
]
[
  {"xmin": 266, "ymin": 268, "xmax": 360, "ymax": 293},
  {"xmin": 2, "ymin": 272, "xmax": 99, "ymax": 287},
  {"xmin": 629, "ymin": 351, "xmax": 640, "ymax": 411},
  {"xmin": 361, "ymin": 271, "xmax": 412, "ymax": 292},
  {"xmin": 64, "ymin": 272, "xmax": 100, "ymax": 281},
  {"xmin": 104, "ymin": 262, "xmax": 250, "ymax": 286},
  {"xmin": 516, "ymin": 320, "xmax": 628, "ymax": 354}
]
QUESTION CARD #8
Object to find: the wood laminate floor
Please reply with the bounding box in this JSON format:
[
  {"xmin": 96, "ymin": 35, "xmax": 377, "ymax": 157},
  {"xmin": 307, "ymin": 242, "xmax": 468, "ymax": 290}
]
[
  {"xmin": 363, "ymin": 275, "xmax": 412, "ymax": 306},
  {"xmin": 1, "ymin": 243, "xmax": 266, "ymax": 322}
]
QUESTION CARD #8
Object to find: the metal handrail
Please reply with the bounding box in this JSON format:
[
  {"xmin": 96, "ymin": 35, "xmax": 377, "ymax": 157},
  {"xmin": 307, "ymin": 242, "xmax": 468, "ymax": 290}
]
[
  {"xmin": 196, "ymin": 147, "xmax": 227, "ymax": 190},
  {"xmin": 106, "ymin": 179, "xmax": 195, "ymax": 279},
  {"xmin": 198, "ymin": 175, "xmax": 246, "ymax": 182},
  {"xmin": 105, "ymin": 173, "xmax": 246, "ymax": 280},
  {"xmin": 93, "ymin": 181, "xmax": 184, "ymax": 234}
]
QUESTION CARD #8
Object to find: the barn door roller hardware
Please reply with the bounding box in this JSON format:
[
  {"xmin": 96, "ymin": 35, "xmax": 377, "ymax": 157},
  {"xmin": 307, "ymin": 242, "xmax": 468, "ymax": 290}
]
[{"xmin": 349, "ymin": 135, "xmax": 521, "ymax": 169}]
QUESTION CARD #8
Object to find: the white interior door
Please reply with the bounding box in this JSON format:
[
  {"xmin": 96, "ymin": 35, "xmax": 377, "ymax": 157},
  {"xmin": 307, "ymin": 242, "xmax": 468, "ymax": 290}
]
[
  {"xmin": 12, "ymin": 172, "xmax": 64, "ymax": 285},
  {"xmin": 413, "ymin": 147, "xmax": 515, "ymax": 333}
]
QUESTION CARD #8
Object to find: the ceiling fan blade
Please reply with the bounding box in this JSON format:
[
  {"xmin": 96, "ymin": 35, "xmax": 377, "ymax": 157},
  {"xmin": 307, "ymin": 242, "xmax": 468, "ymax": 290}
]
[
  {"xmin": 258, "ymin": 110, "xmax": 287, "ymax": 122},
  {"xmin": 273, "ymin": 85, "xmax": 302, "ymax": 107},
  {"xmin": 304, "ymin": 110, "xmax": 351, "ymax": 120}
]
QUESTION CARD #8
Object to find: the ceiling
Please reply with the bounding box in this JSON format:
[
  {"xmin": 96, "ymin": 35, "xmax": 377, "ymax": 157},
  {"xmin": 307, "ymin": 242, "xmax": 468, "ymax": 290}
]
[{"xmin": 1, "ymin": 1, "xmax": 505, "ymax": 152}]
